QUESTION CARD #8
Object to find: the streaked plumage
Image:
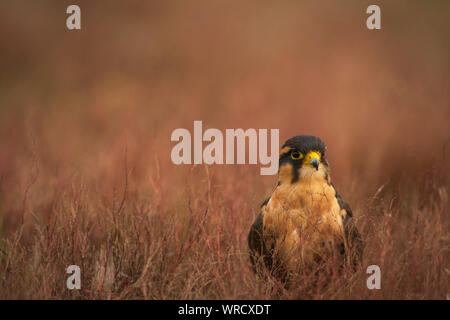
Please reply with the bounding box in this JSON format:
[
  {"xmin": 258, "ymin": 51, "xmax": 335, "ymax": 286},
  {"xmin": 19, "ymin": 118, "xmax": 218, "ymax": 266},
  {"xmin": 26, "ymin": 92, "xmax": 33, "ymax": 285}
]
[{"xmin": 248, "ymin": 135, "xmax": 363, "ymax": 283}]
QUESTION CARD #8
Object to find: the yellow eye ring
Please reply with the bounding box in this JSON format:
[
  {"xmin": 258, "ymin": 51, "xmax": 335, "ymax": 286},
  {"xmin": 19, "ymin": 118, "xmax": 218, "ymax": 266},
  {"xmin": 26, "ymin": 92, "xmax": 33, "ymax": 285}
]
[{"xmin": 291, "ymin": 151, "xmax": 303, "ymax": 160}]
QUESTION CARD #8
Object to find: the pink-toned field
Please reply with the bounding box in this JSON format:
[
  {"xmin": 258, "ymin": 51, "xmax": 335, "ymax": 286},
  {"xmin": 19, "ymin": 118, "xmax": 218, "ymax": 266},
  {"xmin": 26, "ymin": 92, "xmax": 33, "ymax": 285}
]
[{"xmin": 0, "ymin": 1, "xmax": 448, "ymax": 299}]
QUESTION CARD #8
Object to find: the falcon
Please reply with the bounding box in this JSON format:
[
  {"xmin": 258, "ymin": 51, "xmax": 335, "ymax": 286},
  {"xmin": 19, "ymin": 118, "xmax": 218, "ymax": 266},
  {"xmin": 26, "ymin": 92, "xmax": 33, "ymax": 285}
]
[{"xmin": 248, "ymin": 135, "xmax": 363, "ymax": 283}]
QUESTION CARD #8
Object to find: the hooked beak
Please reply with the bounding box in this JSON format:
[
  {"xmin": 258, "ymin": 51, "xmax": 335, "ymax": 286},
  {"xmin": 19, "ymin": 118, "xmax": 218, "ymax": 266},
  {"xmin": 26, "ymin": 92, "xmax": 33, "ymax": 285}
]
[
  {"xmin": 304, "ymin": 151, "xmax": 321, "ymax": 171},
  {"xmin": 310, "ymin": 157, "xmax": 319, "ymax": 171}
]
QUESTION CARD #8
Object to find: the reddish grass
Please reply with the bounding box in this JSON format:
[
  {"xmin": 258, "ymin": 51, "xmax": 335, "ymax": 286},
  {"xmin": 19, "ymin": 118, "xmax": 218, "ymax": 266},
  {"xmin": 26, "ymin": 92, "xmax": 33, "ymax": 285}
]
[{"xmin": 0, "ymin": 1, "xmax": 449, "ymax": 299}]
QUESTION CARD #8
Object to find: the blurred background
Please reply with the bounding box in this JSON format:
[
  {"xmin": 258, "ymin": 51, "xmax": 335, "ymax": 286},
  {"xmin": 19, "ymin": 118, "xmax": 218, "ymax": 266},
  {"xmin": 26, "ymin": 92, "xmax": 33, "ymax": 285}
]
[
  {"xmin": 0, "ymin": 1, "xmax": 448, "ymax": 299},
  {"xmin": 0, "ymin": 0, "xmax": 449, "ymax": 232}
]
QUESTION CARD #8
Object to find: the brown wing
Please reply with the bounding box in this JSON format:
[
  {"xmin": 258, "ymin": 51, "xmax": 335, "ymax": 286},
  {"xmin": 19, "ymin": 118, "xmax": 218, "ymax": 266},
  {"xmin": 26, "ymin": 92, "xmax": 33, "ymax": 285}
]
[
  {"xmin": 334, "ymin": 188, "xmax": 364, "ymax": 270},
  {"xmin": 248, "ymin": 197, "xmax": 273, "ymax": 273}
]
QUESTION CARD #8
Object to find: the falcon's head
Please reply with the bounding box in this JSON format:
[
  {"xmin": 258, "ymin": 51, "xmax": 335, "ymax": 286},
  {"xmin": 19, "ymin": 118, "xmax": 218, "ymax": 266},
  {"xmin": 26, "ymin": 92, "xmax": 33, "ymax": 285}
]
[{"xmin": 278, "ymin": 135, "xmax": 330, "ymax": 184}]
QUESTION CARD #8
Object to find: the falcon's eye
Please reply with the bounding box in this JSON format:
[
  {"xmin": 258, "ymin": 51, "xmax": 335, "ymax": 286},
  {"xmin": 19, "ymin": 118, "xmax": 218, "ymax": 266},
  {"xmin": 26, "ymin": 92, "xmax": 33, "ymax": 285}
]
[{"xmin": 291, "ymin": 151, "xmax": 303, "ymax": 160}]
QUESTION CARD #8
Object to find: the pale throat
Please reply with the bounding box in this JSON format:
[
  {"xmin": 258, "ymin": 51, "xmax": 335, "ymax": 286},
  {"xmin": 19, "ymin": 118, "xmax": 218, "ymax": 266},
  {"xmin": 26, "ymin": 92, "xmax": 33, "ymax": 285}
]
[
  {"xmin": 271, "ymin": 164, "xmax": 334, "ymax": 213},
  {"xmin": 297, "ymin": 165, "xmax": 329, "ymax": 182}
]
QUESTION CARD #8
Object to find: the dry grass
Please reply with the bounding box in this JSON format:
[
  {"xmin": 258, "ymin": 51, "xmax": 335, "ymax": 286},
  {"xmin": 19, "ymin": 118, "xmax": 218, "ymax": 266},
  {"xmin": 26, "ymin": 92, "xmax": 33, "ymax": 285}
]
[
  {"xmin": 0, "ymin": 1, "xmax": 449, "ymax": 299},
  {"xmin": 0, "ymin": 163, "xmax": 448, "ymax": 299}
]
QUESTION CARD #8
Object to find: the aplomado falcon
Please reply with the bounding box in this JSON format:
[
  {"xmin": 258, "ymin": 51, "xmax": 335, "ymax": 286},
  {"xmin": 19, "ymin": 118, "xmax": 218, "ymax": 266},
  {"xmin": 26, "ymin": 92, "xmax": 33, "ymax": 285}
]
[{"xmin": 248, "ymin": 135, "xmax": 363, "ymax": 283}]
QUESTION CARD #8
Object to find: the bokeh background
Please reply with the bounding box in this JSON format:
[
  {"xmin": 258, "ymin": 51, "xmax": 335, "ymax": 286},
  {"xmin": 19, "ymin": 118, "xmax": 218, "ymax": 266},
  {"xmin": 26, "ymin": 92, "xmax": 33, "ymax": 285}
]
[{"xmin": 0, "ymin": 1, "xmax": 448, "ymax": 299}]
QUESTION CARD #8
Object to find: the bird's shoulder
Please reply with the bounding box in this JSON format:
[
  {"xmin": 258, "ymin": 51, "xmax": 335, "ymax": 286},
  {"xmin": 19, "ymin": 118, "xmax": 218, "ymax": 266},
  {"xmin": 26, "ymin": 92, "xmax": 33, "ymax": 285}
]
[
  {"xmin": 332, "ymin": 184, "xmax": 353, "ymax": 218},
  {"xmin": 331, "ymin": 183, "xmax": 357, "ymax": 232},
  {"xmin": 248, "ymin": 197, "xmax": 270, "ymax": 249},
  {"xmin": 331, "ymin": 184, "xmax": 364, "ymax": 265}
]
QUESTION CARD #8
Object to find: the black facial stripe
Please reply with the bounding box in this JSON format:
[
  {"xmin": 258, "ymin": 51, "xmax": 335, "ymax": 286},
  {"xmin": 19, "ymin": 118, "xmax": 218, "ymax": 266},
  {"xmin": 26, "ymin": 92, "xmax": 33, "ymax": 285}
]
[
  {"xmin": 278, "ymin": 153, "xmax": 291, "ymax": 168},
  {"xmin": 278, "ymin": 150, "xmax": 303, "ymax": 183},
  {"xmin": 278, "ymin": 135, "xmax": 330, "ymax": 184},
  {"xmin": 278, "ymin": 151, "xmax": 330, "ymax": 185},
  {"xmin": 291, "ymin": 160, "xmax": 301, "ymax": 183}
]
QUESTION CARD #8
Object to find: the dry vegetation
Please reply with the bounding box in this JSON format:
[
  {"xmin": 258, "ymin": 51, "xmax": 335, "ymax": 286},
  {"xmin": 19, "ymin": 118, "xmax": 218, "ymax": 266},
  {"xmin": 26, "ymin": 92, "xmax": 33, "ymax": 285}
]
[{"xmin": 0, "ymin": 1, "xmax": 449, "ymax": 299}]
